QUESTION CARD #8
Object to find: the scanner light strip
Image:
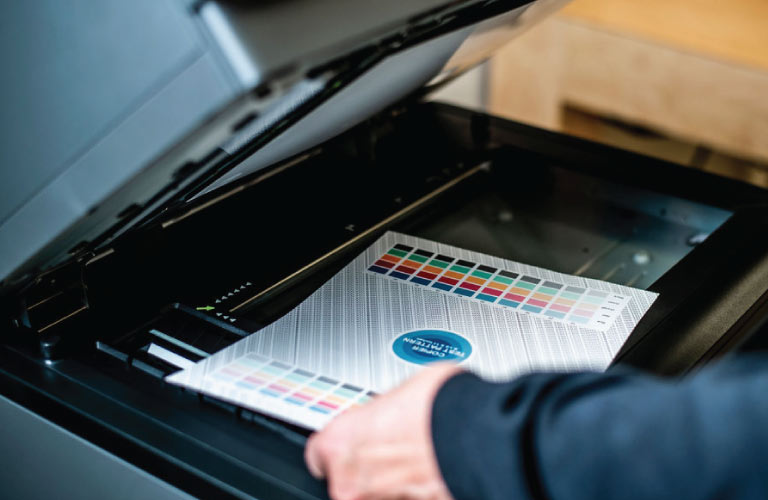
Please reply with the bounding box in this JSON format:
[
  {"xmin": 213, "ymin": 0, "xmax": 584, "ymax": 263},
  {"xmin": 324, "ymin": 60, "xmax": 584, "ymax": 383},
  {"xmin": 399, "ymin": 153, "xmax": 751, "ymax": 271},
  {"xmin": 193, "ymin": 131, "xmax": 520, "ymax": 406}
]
[{"xmin": 368, "ymin": 244, "xmax": 631, "ymax": 332}]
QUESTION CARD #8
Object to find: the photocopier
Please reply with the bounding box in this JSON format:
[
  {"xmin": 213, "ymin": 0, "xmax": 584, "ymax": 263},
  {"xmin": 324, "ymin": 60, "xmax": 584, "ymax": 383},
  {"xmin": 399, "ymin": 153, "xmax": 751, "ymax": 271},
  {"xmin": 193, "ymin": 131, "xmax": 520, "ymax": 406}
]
[{"xmin": 3, "ymin": 1, "xmax": 768, "ymax": 498}]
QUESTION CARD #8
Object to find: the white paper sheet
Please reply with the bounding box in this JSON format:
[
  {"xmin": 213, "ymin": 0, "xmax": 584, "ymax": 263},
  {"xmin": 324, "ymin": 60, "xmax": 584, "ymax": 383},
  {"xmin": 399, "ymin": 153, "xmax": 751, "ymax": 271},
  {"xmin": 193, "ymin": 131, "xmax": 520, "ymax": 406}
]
[{"xmin": 167, "ymin": 231, "xmax": 658, "ymax": 429}]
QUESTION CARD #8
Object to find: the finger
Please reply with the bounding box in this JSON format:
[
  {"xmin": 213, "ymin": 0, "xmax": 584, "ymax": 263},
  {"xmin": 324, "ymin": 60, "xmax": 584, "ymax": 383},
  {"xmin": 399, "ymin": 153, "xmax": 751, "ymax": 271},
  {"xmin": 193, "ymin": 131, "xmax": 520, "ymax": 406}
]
[{"xmin": 304, "ymin": 433, "xmax": 327, "ymax": 479}]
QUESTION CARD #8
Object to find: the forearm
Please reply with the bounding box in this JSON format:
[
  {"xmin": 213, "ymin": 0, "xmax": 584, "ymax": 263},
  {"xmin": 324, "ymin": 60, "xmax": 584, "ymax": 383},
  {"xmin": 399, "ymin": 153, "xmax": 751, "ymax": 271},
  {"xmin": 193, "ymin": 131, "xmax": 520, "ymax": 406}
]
[{"xmin": 432, "ymin": 355, "xmax": 768, "ymax": 500}]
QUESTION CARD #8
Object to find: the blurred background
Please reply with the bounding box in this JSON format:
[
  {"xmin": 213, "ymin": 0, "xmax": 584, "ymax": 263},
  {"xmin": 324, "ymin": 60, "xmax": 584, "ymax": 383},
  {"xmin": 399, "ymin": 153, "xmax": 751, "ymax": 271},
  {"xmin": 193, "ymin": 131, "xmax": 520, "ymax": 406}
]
[{"xmin": 433, "ymin": 0, "xmax": 768, "ymax": 188}]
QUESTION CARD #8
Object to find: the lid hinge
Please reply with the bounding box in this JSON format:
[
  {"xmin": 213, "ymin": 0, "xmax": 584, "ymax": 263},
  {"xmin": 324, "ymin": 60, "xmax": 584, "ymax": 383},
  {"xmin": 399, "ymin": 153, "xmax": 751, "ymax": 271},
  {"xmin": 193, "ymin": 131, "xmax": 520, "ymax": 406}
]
[{"xmin": 7, "ymin": 262, "xmax": 91, "ymax": 359}]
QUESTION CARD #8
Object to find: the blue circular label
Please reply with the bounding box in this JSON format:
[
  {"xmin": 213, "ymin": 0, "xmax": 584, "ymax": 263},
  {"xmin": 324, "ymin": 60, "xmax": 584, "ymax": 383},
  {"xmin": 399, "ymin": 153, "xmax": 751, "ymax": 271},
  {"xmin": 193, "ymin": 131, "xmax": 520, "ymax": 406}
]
[{"xmin": 392, "ymin": 330, "xmax": 472, "ymax": 365}]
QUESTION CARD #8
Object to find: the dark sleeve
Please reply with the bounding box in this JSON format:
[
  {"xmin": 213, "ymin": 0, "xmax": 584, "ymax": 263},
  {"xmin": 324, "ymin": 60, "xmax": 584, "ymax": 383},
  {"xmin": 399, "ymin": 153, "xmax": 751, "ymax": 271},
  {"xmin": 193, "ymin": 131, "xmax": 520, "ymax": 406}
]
[{"xmin": 431, "ymin": 354, "xmax": 768, "ymax": 500}]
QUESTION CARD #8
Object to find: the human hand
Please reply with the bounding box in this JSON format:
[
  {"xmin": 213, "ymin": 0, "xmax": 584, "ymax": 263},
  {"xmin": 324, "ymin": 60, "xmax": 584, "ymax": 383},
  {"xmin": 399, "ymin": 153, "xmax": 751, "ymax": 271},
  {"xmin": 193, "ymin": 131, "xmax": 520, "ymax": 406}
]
[{"xmin": 304, "ymin": 363, "xmax": 463, "ymax": 500}]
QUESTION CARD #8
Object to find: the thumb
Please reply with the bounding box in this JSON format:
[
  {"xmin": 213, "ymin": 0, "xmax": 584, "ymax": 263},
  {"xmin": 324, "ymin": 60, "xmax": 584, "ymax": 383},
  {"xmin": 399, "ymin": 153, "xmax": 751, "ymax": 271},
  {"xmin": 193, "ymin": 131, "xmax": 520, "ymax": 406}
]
[{"xmin": 304, "ymin": 432, "xmax": 327, "ymax": 479}]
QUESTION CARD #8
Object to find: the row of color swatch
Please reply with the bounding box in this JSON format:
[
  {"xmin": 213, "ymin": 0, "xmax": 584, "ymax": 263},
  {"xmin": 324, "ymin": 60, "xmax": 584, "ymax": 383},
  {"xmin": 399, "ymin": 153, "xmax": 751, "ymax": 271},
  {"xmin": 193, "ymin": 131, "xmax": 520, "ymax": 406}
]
[
  {"xmin": 368, "ymin": 244, "xmax": 630, "ymax": 331},
  {"xmin": 209, "ymin": 353, "xmax": 375, "ymax": 429}
]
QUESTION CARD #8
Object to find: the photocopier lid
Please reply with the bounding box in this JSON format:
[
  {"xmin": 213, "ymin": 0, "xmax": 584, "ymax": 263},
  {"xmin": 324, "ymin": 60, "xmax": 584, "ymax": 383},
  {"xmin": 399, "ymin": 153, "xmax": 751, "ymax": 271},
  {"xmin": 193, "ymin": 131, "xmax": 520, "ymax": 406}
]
[{"xmin": 0, "ymin": 0, "xmax": 568, "ymax": 291}]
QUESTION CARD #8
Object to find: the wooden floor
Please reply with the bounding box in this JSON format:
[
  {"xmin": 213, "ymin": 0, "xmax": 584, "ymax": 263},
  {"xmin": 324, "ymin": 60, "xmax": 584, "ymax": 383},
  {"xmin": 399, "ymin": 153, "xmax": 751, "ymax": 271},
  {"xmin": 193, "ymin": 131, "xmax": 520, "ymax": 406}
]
[
  {"xmin": 561, "ymin": 107, "xmax": 768, "ymax": 189},
  {"xmin": 559, "ymin": 0, "xmax": 768, "ymax": 71},
  {"xmin": 488, "ymin": 0, "xmax": 768, "ymax": 166}
]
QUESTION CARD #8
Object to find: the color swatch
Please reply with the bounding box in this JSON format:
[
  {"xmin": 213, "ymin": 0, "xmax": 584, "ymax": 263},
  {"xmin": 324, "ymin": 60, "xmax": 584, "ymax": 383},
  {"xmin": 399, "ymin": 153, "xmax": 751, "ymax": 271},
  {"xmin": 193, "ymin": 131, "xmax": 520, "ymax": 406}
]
[
  {"xmin": 203, "ymin": 353, "xmax": 376, "ymax": 429},
  {"xmin": 368, "ymin": 244, "xmax": 631, "ymax": 332},
  {"xmin": 167, "ymin": 232, "xmax": 658, "ymax": 431}
]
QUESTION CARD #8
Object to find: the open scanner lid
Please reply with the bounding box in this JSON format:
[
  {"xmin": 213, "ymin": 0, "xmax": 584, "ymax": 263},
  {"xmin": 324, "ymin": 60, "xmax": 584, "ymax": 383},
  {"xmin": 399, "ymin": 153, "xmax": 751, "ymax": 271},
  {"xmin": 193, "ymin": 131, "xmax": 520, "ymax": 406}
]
[{"xmin": 0, "ymin": 0, "xmax": 568, "ymax": 292}]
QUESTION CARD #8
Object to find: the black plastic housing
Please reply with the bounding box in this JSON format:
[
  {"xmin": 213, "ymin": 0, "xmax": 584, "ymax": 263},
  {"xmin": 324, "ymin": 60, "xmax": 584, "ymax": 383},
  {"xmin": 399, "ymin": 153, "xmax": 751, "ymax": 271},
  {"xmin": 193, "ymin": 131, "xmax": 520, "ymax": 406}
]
[{"xmin": 1, "ymin": 102, "xmax": 767, "ymax": 498}]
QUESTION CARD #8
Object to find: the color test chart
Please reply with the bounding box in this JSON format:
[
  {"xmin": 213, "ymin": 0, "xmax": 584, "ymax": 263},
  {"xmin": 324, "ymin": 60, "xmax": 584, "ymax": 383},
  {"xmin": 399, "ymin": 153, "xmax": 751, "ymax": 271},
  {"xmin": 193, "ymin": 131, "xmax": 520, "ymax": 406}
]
[
  {"xmin": 368, "ymin": 244, "xmax": 632, "ymax": 332},
  {"xmin": 168, "ymin": 231, "xmax": 658, "ymax": 430},
  {"xmin": 180, "ymin": 352, "xmax": 376, "ymax": 430}
]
